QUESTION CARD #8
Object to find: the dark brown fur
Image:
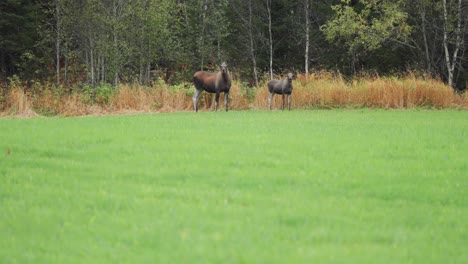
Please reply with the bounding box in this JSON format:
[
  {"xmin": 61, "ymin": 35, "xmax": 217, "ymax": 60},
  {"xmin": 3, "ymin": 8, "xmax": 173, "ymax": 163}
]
[{"xmin": 192, "ymin": 62, "xmax": 231, "ymax": 112}]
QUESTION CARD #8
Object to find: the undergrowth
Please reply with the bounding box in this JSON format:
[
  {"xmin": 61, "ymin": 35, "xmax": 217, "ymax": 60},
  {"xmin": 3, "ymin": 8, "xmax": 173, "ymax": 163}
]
[{"xmin": 1, "ymin": 72, "xmax": 467, "ymax": 117}]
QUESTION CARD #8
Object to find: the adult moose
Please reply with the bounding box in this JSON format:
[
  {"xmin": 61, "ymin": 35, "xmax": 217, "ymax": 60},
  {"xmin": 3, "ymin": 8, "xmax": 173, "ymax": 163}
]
[
  {"xmin": 268, "ymin": 73, "xmax": 293, "ymax": 111},
  {"xmin": 192, "ymin": 62, "xmax": 231, "ymax": 112}
]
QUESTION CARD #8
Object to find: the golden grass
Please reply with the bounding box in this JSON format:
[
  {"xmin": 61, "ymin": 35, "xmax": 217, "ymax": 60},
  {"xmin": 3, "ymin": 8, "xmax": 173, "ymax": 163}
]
[
  {"xmin": 111, "ymin": 86, "xmax": 156, "ymax": 112},
  {"xmin": 255, "ymin": 72, "xmax": 465, "ymax": 110},
  {"xmin": 2, "ymin": 88, "xmax": 38, "ymax": 117},
  {"xmin": 1, "ymin": 73, "xmax": 466, "ymax": 117}
]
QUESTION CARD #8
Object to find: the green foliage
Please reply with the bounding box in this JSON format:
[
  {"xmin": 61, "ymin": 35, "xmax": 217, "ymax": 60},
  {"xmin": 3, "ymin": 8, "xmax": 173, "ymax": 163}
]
[
  {"xmin": 1, "ymin": 110, "xmax": 467, "ymax": 262},
  {"xmin": 78, "ymin": 83, "xmax": 93, "ymax": 104},
  {"xmin": 321, "ymin": 0, "xmax": 412, "ymax": 70},
  {"xmin": 76, "ymin": 82, "xmax": 115, "ymax": 105},
  {"xmin": 0, "ymin": 0, "xmax": 466, "ymax": 90},
  {"xmin": 238, "ymin": 81, "xmax": 256, "ymax": 101},
  {"xmin": 0, "ymin": 0, "xmax": 43, "ymax": 78},
  {"xmin": 168, "ymin": 81, "xmax": 194, "ymax": 96},
  {"xmin": 6, "ymin": 75, "xmax": 22, "ymax": 89},
  {"xmin": 94, "ymin": 82, "xmax": 115, "ymax": 105}
]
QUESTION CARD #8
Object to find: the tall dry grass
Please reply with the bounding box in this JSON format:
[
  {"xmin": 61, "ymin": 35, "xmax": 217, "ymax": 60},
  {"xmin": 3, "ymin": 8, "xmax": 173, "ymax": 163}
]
[
  {"xmin": 1, "ymin": 73, "xmax": 466, "ymax": 117},
  {"xmin": 109, "ymin": 81, "xmax": 250, "ymax": 113},
  {"xmin": 254, "ymin": 72, "xmax": 467, "ymax": 110},
  {"xmin": 2, "ymin": 88, "xmax": 38, "ymax": 117}
]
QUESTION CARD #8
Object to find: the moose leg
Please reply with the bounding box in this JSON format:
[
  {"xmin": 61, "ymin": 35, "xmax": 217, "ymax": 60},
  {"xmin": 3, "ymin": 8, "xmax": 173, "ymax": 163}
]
[
  {"xmin": 193, "ymin": 89, "xmax": 203, "ymax": 112},
  {"xmin": 268, "ymin": 93, "xmax": 274, "ymax": 110},
  {"xmin": 282, "ymin": 94, "xmax": 285, "ymax": 111},
  {"xmin": 287, "ymin": 94, "xmax": 291, "ymax": 111},
  {"xmin": 224, "ymin": 92, "xmax": 229, "ymax": 112},
  {"xmin": 214, "ymin": 92, "xmax": 221, "ymax": 111}
]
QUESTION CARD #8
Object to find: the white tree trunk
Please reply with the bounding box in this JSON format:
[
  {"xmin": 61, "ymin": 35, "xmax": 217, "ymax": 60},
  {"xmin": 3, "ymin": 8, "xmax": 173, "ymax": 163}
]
[
  {"xmin": 442, "ymin": 0, "xmax": 463, "ymax": 88},
  {"xmin": 113, "ymin": 1, "xmax": 119, "ymax": 87},
  {"xmin": 267, "ymin": 0, "xmax": 273, "ymax": 80}
]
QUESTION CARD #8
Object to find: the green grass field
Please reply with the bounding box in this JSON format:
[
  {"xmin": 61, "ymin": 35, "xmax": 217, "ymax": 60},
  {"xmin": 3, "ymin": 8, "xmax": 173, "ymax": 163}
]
[{"xmin": 1, "ymin": 110, "xmax": 467, "ymax": 263}]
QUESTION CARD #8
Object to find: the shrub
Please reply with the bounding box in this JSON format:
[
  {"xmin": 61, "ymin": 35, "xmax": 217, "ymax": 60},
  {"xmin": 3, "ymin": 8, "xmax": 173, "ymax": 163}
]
[{"xmin": 1, "ymin": 72, "xmax": 466, "ymax": 117}]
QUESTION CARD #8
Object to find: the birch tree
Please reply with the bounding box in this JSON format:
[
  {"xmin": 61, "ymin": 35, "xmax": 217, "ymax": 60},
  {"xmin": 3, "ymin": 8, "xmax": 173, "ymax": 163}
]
[
  {"xmin": 442, "ymin": 0, "xmax": 464, "ymax": 88},
  {"xmin": 304, "ymin": 0, "xmax": 310, "ymax": 75},
  {"xmin": 266, "ymin": 0, "xmax": 273, "ymax": 80},
  {"xmin": 55, "ymin": 0, "xmax": 61, "ymax": 86}
]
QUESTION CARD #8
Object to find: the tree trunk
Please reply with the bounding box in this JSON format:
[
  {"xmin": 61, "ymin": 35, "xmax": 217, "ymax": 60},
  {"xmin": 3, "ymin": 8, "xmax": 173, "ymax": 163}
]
[
  {"xmin": 64, "ymin": 48, "xmax": 67, "ymax": 85},
  {"xmin": 102, "ymin": 56, "xmax": 105, "ymax": 83},
  {"xmin": 90, "ymin": 42, "xmax": 95, "ymax": 87},
  {"xmin": 200, "ymin": 0, "xmax": 208, "ymax": 70},
  {"xmin": 85, "ymin": 49, "xmax": 89, "ymax": 83},
  {"xmin": 442, "ymin": 0, "xmax": 462, "ymax": 88},
  {"xmin": 248, "ymin": 0, "xmax": 258, "ymax": 87},
  {"xmin": 217, "ymin": 39, "xmax": 221, "ymax": 64},
  {"xmin": 146, "ymin": 61, "xmax": 151, "ymax": 85},
  {"xmin": 113, "ymin": 1, "xmax": 119, "ymax": 87},
  {"xmin": 55, "ymin": 0, "xmax": 61, "ymax": 86},
  {"xmin": 139, "ymin": 57, "xmax": 144, "ymax": 85},
  {"xmin": 97, "ymin": 53, "xmax": 101, "ymax": 83},
  {"xmin": 266, "ymin": 0, "xmax": 273, "ymax": 80},
  {"xmin": 418, "ymin": 2, "xmax": 431, "ymax": 74},
  {"xmin": 232, "ymin": 0, "xmax": 259, "ymax": 87},
  {"xmin": 304, "ymin": 0, "xmax": 310, "ymax": 75}
]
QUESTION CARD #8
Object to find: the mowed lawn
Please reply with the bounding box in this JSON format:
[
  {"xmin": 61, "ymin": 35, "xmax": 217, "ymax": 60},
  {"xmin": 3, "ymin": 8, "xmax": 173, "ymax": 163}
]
[{"xmin": 0, "ymin": 110, "xmax": 467, "ymax": 263}]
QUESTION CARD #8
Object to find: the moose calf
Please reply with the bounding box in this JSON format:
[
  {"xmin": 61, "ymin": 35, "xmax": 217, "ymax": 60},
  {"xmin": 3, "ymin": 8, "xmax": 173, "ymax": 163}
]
[{"xmin": 268, "ymin": 73, "xmax": 293, "ymax": 111}]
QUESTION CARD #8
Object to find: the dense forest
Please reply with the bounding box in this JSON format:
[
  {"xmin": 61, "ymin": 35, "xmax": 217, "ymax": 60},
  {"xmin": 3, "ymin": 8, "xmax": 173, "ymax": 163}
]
[{"xmin": 1, "ymin": 0, "xmax": 467, "ymax": 91}]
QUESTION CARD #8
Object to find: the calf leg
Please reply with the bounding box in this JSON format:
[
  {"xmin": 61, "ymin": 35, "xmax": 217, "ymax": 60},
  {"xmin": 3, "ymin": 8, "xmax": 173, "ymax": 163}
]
[
  {"xmin": 282, "ymin": 94, "xmax": 285, "ymax": 111},
  {"xmin": 224, "ymin": 92, "xmax": 229, "ymax": 112},
  {"xmin": 193, "ymin": 89, "xmax": 203, "ymax": 112},
  {"xmin": 268, "ymin": 93, "xmax": 274, "ymax": 110},
  {"xmin": 287, "ymin": 94, "xmax": 291, "ymax": 111},
  {"xmin": 214, "ymin": 92, "xmax": 220, "ymax": 111}
]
